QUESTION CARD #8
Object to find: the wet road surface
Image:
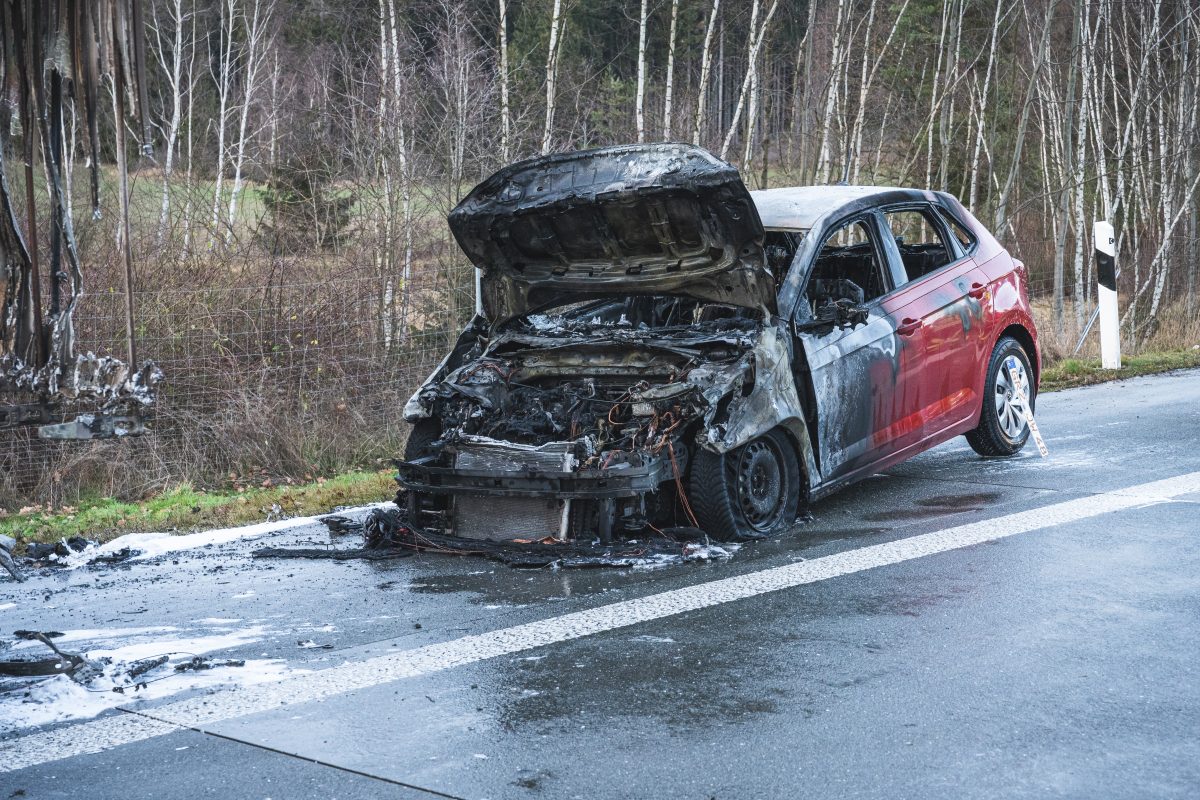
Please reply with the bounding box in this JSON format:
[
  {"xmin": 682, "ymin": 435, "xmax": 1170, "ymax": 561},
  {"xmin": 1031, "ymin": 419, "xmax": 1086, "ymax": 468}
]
[{"xmin": 3, "ymin": 369, "xmax": 1199, "ymax": 799}]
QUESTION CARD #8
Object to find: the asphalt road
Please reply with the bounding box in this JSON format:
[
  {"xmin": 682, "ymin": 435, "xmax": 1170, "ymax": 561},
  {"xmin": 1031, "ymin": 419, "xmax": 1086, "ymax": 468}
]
[{"xmin": 3, "ymin": 369, "xmax": 1200, "ymax": 800}]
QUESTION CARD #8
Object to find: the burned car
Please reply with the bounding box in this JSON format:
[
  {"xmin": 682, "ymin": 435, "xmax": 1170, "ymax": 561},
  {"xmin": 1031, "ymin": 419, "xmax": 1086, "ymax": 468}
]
[{"xmin": 398, "ymin": 143, "xmax": 1040, "ymax": 543}]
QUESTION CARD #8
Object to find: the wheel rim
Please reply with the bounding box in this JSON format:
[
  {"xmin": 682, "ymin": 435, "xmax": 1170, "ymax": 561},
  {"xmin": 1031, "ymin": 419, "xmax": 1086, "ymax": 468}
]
[
  {"xmin": 994, "ymin": 357, "xmax": 1030, "ymax": 440},
  {"xmin": 734, "ymin": 438, "xmax": 786, "ymax": 531}
]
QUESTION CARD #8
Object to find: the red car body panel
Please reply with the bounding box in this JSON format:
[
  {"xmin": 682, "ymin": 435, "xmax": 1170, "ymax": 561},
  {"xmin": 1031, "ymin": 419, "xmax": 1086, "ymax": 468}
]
[{"xmin": 754, "ymin": 187, "xmax": 1040, "ymax": 499}]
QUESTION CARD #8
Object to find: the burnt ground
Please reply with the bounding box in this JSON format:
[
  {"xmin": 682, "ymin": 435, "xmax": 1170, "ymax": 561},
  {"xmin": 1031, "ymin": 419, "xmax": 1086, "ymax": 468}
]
[{"xmin": 2, "ymin": 369, "xmax": 1199, "ymax": 799}]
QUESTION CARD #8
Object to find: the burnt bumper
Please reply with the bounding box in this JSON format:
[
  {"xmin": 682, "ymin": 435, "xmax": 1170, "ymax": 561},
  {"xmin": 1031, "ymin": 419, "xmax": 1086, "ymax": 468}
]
[{"xmin": 394, "ymin": 457, "xmax": 670, "ymax": 500}]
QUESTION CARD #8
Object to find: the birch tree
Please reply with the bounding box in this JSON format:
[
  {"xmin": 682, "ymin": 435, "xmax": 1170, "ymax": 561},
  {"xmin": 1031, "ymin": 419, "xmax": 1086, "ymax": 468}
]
[
  {"xmin": 541, "ymin": 0, "xmax": 566, "ymax": 154},
  {"xmin": 661, "ymin": 0, "xmax": 680, "ymax": 140},
  {"xmin": 635, "ymin": 0, "xmax": 649, "ymax": 142},
  {"xmin": 692, "ymin": 0, "xmax": 721, "ymax": 146}
]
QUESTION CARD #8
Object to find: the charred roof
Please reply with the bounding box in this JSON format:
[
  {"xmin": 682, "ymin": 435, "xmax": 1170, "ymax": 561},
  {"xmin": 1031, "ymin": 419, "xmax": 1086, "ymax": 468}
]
[{"xmin": 750, "ymin": 186, "xmax": 943, "ymax": 231}]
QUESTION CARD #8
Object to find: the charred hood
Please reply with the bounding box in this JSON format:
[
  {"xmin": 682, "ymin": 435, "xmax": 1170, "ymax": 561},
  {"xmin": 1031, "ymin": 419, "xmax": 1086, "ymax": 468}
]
[{"xmin": 448, "ymin": 143, "xmax": 774, "ymax": 324}]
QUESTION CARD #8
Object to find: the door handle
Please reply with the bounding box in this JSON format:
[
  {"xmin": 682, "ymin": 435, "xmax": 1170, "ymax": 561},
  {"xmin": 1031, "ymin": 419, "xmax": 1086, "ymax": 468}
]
[
  {"xmin": 896, "ymin": 317, "xmax": 922, "ymax": 336},
  {"xmin": 968, "ymin": 282, "xmax": 987, "ymax": 299}
]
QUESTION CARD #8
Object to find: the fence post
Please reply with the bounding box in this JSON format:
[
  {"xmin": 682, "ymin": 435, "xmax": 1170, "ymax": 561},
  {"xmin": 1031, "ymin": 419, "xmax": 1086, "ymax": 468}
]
[{"xmin": 1094, "ymin": 220, "xmax": 1120, "ymax": 369}]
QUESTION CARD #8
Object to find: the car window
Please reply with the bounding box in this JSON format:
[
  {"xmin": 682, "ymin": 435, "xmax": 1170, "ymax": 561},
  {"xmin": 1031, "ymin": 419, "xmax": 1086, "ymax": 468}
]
[
  {"xmin": 936, "ymin": 206, "xmax": 977, "ymax": 251},
  {"xmin": 804, "ymin": 218, "xmax": 888, "ymax": 311},
  {"xmin": 763, "ymin": 230, "xmax": 806, "ymax": 294},
  {"xmin": 882, "ymin": 207, "xmax": 954, "ymax": 283}
]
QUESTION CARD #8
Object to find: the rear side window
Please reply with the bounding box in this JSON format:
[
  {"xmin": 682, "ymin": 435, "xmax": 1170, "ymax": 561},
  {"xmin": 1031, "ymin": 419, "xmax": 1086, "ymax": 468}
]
[
  {"xmin": 936, "ymin": 206, "xmax": 977, "ymax": 251},
  {"xmin": 882, "ymin": 207, "xmax": 953, "ymax": 282}
]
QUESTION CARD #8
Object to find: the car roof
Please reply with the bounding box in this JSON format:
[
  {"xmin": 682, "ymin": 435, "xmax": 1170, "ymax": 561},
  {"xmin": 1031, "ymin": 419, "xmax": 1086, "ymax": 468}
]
[{"xmin": 750, "ymin": 185, "xmax": 940, "ymax": 231}]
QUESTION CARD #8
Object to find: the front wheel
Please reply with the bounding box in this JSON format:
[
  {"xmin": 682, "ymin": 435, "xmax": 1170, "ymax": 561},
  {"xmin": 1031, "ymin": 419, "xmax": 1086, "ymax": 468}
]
[
  {"xmin": 966, "ymin": 336, "xmax": 1035, "ymax": 457},
  {"xmin": 688, "ymin": 429, "xmax": 801, "ymax": 541}
]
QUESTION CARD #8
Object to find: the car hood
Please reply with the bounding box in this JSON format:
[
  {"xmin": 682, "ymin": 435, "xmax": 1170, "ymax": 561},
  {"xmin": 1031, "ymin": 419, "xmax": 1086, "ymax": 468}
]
[{"xmin": 448, "ymin": 143, "xmax": 774, "ymax": 324}]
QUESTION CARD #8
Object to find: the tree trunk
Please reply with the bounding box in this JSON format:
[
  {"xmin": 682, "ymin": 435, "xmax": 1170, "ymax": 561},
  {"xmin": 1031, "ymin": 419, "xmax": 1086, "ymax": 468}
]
[
  {"xmin": 662, "ymin": 0, "xmax": 679, "ymax": 140},
  {"xmin": 635, "ymin": 0, "xmax": 648, "ymax": 142},
  {"xmin": 499, "ymin": 0, "xmax": 511, "ymax": 161},
  {"xmin": 541, "ymin": 0, "xmax": 565, "ymax": 155},
  {"xmin": 693, "ymin": 0, "xmax": 721, "ymax": 146}
]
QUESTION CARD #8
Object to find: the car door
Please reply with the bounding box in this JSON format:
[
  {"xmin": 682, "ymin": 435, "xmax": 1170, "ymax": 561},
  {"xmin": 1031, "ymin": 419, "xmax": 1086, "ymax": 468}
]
[
  {"xmin": 877, "ymin": 204, "xmax": 990, "ymax": 439},
  {"xmin": 790, "ymin": 214, "xmax": 927, "ymax": 484}
]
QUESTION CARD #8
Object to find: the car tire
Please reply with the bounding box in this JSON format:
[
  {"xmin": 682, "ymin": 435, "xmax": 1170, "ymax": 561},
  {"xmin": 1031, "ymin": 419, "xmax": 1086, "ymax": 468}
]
[
  {"xmin": 966, "ymin": 336, "xmax": 1036, "ymax": 457},
  {"xmin": 403, "ymin": 418, "xmax": 442, "ymax": 460},
  {"xmin": 688, "ymin": 428, "xmax": 801, "ymax": 541}
]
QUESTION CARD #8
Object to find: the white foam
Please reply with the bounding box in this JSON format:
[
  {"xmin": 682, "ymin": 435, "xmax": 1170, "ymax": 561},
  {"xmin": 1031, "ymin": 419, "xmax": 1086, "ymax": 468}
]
[
  {"xmin": 0, "ymin": 625, "xmax": 289, "ymax": 733},
  {"xmin": 54, "ymin": 501, "xmax": 395, "ymax": 567}
]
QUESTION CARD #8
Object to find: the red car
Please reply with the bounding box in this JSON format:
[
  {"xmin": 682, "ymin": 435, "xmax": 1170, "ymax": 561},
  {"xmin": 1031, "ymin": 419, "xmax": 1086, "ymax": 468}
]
[{"xmin": 400, "ymin": 144, "xmax": 1039, "ymax": 542}]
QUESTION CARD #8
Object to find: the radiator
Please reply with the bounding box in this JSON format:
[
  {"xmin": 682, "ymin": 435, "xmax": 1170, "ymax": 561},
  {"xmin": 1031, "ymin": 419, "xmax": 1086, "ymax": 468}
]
[{"xmin": 452, "ymin": 437, "xmax": 573, "ymax": 542}]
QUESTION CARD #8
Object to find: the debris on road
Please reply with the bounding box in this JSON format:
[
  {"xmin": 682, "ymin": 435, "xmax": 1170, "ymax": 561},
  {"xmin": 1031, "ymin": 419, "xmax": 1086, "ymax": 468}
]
[
  {"xmin": 253, "ymin": 507, "xmax": 734, "ymax": 569},
  {"xmin": 1, "ymin": 535, "xmax": 22, "ymax": 582},
  {"xmin": 172, "ymin": 655, "xmax": 247, "ymax": 673},
  {"xmin": 20, "ymin": 537, "xmax": 141, "ymax": 569},
  {"xmin": 0, "ymin": 631, "xmax": 102, "ymax": 683}
]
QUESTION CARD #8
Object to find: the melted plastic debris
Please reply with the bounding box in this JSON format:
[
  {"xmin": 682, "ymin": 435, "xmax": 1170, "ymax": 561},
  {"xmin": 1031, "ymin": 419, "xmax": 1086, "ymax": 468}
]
[
  {"xmin": 0, "ymin": 623, "xmax": 302, "ymax": 733},
  {"xmin": 24, "ymin": 502, "xmax": 396, "ymax": 570},
  {"xmin": 253, "ymin": 508, "xmax": 735, "ymax": 569}
]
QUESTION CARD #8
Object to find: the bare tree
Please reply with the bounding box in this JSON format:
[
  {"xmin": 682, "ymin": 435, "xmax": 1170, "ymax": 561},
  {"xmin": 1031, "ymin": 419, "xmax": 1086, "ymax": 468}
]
[
  {"xmin": 498, "ymin": 0, "xmax": 511, "ymax": 160},
  {"xmin": 719, "ymin": 0, "xmax": 780, "ymax": 161},
  {"xmin": 225, "ymin": 0, "xmax": 276, "ymax": 234},
  {"xmin": 635, "ymin": 0, "xmax": 649, "ymax": 142},
  {"xmin": 692, "ymin": 0, "xmax": 721, "ymax": 146},
  {"xmin": 662, "ymin": 0, "xmax": 680, "ymax": 140},
  {"xmin": 541, "ymin": 0, "xmax": 566, "ymax": 154},
  {"xmin": 148, "ymin": 0, "xmax": 196, "ymax": 244}
]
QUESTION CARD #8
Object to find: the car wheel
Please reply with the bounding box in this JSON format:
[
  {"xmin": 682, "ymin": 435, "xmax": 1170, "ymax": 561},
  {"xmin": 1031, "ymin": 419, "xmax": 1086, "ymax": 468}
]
[
  {"xmin": 688, "ymin": 428, "xmax": 801, "ymax": 541},
  {"xmin": 403, "ymin": 418, "xmax": 442, "ymax": 460},
  {"xmin": 966, "ymin": 336, "xmax": 1035, "ymax": 457}
]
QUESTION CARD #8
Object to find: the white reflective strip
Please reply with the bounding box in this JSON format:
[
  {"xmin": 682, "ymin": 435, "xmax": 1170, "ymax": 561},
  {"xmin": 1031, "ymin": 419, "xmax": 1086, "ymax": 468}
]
[{"xmin": 5, "ymin": 470, "xmax": 1200, "ymax": 773}]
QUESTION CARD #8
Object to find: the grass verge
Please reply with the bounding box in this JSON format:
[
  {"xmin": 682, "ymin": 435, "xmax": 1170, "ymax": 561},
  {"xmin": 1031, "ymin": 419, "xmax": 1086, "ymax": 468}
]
[
  {"xmin": 1040, "ymin": 350, "xmax": 1200, "ymax": 392},
  {"xmin": 0, "ymin": 470, "xmax": 395, "ymax": 547}
]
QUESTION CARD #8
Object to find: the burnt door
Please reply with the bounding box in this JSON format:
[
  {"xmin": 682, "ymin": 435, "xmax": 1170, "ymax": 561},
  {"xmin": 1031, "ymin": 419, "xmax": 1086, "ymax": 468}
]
[{"xmin": 793, "ymin": 215, "xmax": 922, "ymax": 483}]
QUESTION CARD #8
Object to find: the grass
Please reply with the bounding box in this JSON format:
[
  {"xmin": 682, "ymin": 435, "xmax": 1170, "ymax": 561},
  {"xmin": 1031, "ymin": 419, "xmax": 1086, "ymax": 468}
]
[
  {"xmin": 1040, "ymin": 350, "xmax": 1200, "ymax": 392},
  {"xmin": 0, "ymin": 469, "xmax": 396, "ymax": 547}
]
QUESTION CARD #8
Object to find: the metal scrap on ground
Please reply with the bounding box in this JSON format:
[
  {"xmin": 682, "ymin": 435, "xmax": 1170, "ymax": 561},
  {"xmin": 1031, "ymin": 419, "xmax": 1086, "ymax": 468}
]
[{"xmin": 252, "ymin": 508, "xmax": 735, "ymax": 569}]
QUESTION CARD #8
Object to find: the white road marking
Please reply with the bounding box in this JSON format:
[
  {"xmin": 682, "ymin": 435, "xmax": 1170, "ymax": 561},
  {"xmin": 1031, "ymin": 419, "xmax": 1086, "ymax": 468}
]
[{"xmin": 4, "ymin": 470, "xmax": 1199, "ymax": 773}]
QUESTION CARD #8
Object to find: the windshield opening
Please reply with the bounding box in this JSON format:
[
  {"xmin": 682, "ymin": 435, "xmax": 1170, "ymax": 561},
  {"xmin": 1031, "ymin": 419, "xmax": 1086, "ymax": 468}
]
[{"xmin": 505, "ymin": 296, "xmax": 758, "ymax": 336}]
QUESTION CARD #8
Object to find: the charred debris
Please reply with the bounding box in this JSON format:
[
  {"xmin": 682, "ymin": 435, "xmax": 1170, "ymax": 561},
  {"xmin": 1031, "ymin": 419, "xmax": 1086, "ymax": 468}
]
[
  {"xmin": 0, "ymin": 629, "xmax": 244, "ymax": 692},
  {"xmin": 1, "ymin": 2, "xmax": 161, "ymax": 439}
]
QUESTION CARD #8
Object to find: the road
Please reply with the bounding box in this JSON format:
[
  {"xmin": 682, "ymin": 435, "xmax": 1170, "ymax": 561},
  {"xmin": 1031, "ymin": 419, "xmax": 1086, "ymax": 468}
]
[{"xmin": 2, "ymin": 369, "xmax": 1199, "ymax": 799}]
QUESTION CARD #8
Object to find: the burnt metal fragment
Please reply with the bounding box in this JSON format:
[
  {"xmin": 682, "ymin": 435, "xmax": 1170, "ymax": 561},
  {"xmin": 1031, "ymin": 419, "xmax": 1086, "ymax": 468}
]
[
  {"xmin": 1, "ymin": 2, "xmax": 161, "ymax": 433},
  {"xmin": 257, "ymin": 508, "xmax": 728, "ymax": 569}
]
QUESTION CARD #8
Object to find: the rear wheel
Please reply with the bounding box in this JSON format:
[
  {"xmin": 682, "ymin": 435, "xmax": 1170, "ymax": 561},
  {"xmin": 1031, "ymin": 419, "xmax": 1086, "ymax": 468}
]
[
  {"xmin": 688, "ymin": 429, "xmax": 801, "ymax": 541},
  {"xmin": 966, "ymin": 336, "xmax": 1035, "ymax": 457}
]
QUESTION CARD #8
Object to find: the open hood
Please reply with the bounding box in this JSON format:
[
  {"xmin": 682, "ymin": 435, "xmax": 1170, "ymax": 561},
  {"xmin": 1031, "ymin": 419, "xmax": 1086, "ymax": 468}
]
[{"xmin": 448, "ymin": 143, "xmax": 773, "ymax": 324}]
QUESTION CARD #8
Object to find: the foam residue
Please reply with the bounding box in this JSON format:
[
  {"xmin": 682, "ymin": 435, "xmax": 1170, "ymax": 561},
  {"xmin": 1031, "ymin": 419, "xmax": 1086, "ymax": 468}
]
[
  {"xmin": 52, "ymin": 501, "xmax": 396, "ymax": 568},
  {"xmin": 0, "ymin": 623, "xmax": 303, "ymax": 734}
]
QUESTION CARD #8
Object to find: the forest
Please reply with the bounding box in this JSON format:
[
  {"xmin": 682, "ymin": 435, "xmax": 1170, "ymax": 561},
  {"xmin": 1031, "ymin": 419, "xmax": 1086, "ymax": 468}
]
[{"xmin": 1, "ymin": 0, "xmax": 1198, "ymax": 506}]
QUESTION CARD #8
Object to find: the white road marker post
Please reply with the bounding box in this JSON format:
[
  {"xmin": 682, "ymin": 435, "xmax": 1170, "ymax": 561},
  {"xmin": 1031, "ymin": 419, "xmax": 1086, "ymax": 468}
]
[
  {"xmin": 1094, "ymin": 220, "xmax": 1121, "ymax": 369},
  {"xmin": 1006, "ymin": 355, "xmax": 1048, "ymax": 457}
]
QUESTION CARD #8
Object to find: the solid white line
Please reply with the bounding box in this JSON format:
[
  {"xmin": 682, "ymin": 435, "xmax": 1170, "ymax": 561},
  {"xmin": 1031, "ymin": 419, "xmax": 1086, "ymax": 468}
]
[{"xmin": 3, "ymin": 471, "xmax": 1199, "ymax": 773}]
